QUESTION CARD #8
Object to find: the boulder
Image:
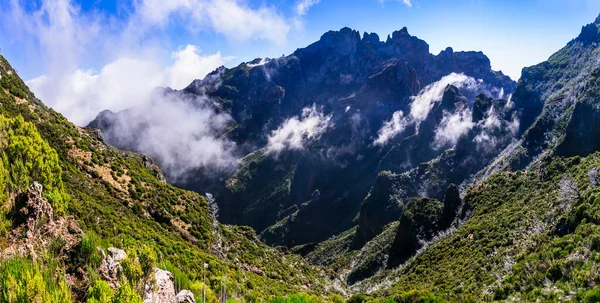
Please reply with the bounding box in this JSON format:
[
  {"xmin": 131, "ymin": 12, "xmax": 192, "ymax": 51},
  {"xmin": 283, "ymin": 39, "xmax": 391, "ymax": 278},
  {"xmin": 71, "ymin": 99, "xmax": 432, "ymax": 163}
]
[
  {"xmin": 107, "ymin": 247, "xmax": 127, "ymax": 262},
  {"xmin": 176, "ymin": 290, "xmax": 196, "ymax": 303},
  {"xmin": 143, "ymin": 268, "xmax": 177, "ymax": 303}
]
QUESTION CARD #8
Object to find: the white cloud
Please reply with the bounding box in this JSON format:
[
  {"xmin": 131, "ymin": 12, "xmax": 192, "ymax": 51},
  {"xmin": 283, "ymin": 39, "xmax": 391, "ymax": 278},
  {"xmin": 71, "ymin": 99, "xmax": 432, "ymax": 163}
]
[
  {"xmin": 137, "ymin": 0, "xmax": 193, "ymax": 26},
  {"xmin": 4, "ymin": 0, "xmax": 290, "ymax": 126},
  {"xmin": 377, "ymin": 0, "xmax": 413, "ymax": 7},
  {"xmin": 473, "ymin": 106, "xmax": 520, "ymax": 152},
  {"xmin": 166, "ymin": 45, "xmax": 231, "ymax": 89},
  {"xmin": 409, "ymin": 73, "xmax": 479, "ymax": 122},
  {"xmin": 296, "ymin": 0, "xmax": 321, "ymax": 16},
  {"xmin": 374, "ymin": 110, "xmax": 408, "ymax": 146},
  {"xmin": 27, "ymin": 45, "xmax": 229, "ymax": 125},
  {"xmin": 374, "ymin": 73, "xmax": 498, "ymax": 146},
  {"xmin": 205, "ymin": 0, "xmax": 289, "ymax": 45},
  {"xmin": 433, "ymin": 107, "xmax": 474, "ymax": 149},
  {"xmin": 267, "ymin": 105, "xmax": 332, "ymax": 154},
  {"xmin": 98, "ymin": 91, "xmax": 238, "ymax": 181}
]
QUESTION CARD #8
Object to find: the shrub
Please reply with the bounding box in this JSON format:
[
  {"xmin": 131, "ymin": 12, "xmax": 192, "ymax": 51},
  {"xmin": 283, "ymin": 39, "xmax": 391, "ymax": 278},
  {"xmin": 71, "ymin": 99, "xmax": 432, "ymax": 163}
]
[
  {"xmin": 112, "ymin": 281, "xmax": 142, "ymax": 303},
  {"xmin": 87, "ymin": 279, "xmax": 114, "ymax": 303},
  {"xmin": 0, "ymin": 257, "xmax": 72, "ymax": 303},
  {"xmin": 0, "ymin": 115, "xmax": 69, "ymax": 214}
]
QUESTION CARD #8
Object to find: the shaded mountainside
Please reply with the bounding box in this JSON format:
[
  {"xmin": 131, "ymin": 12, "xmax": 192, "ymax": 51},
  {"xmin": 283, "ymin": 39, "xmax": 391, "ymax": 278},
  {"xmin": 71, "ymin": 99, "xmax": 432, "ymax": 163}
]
[
  {"xmin": 90, "ymin": 26, "xmax": 517, "ymax": 248},
  {"xmin": 0, "ymin": 56, "xmax": 335, "ymax": 302}
]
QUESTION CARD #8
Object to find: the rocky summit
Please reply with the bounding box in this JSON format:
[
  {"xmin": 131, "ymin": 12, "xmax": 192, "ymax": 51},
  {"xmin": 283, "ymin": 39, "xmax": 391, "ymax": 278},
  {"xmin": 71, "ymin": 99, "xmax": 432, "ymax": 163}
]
[{"xmin": 4, "ymin": 10, "xmax": 600, "ymax": 303}]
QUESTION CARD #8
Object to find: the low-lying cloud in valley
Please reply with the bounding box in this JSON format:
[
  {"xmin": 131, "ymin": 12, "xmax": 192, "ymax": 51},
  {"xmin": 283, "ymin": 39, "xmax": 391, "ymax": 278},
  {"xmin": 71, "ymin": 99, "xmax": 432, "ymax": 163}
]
[
  {"xmin": 432, "ymin": 106, "xmax": 474, "ymax": 149},
  {"xmin": 96, "ymin": 90, "xmax": 238, "ymax": 181},
  {"xmin": 267, "ymin": 105, "xmax": 333, "ymax": 154}
]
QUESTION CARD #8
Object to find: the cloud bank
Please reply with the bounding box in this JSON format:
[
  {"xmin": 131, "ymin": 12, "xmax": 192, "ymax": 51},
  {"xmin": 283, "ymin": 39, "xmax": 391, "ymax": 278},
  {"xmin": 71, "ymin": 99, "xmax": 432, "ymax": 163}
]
[
  {"xmin": 3, "ymin": 0, "xmax": 294, "ymax": 126},
  {"xmin": 267, "ymin": 105, "xmax": 333, "ymax": 154},
  {"xmin": 98, "ymin": 91, "xmax": 237, "ymax": 181},
  {"xmin": 26, "ymin": 45, "xmax": 229, "ymax": 125}
]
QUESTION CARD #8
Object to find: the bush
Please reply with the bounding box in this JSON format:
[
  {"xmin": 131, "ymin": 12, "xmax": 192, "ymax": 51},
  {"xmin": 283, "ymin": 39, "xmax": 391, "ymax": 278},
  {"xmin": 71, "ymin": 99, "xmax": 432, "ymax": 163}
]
[
  {"xmin": 112, "ymin": 281, "xmax": 142, "ymax": 303},
  {"xmin": 0, "ymin": 115, "xmax": 69, "ymax": 214},
  {"xmin": 87, "ymin": 279, "xmax": 114, "ymax": 303},
  {"xmin": 0, "ymin": 257, "xmax": 72, "ymax": 303}
]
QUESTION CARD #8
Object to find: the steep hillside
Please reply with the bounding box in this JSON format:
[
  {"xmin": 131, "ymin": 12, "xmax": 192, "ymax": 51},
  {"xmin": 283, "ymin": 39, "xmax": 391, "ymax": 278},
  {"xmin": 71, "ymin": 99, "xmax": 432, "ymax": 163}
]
[{"xmin": 0, "ymin": 56, "xmax": 334, "ymax": 302}]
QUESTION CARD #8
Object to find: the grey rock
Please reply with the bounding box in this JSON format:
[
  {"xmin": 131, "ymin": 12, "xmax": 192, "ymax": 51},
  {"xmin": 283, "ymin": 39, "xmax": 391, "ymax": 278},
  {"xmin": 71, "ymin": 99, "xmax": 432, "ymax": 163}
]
[
  {"xmin": 143, "ymin": 268, "xmax": 176, "ymax": 303},
  {"xmin": 176, "ymin": 290, "xmax": 196, "ymax": 303}
]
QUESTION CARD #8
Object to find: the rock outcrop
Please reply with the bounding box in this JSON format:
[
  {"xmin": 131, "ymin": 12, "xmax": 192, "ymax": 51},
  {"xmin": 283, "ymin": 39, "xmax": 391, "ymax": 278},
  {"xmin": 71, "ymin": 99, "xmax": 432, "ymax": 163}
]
[
  {"xmin": 144, "ymin": 268, "xmax": 196, "ymax": 303},
  {"xmin": 4, "ymin": 182, "xmax": 82, "ymax": 261},
  {"xmin": 98, "ymin": 247, "xmax": 127, "ymax": 289}
]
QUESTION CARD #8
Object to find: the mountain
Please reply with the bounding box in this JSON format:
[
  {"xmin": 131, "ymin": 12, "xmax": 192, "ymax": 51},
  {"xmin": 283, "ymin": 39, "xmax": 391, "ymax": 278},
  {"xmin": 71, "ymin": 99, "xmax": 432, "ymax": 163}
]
[
  {"xmin": 6, "ymin": 13, "xmax": 600, "ymax": 302},
  {"xmin": 89, "ymin": 27, "xmax": 517, "ymax": 249},
  {"xmin": 304, "ymin": 14, "xmax": 600, "ymax": 298},
  {"xmin": 0, "ymin": 56, "xmax": 332, "ymax": 302}
]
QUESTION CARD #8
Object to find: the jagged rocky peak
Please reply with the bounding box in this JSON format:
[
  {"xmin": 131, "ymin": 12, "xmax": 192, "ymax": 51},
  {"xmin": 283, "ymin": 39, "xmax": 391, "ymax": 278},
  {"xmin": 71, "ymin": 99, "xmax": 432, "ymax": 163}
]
[
  {"xmin": 574, "ymin": 13, "xmax": 600, "ymax": 45},
  {"xmin": 362, "ymin": 31, "xmax": 381, "ymax": 44},
  {"xmin": 317, "ymin": 27, "xmax": 362, "ymax": 55}
]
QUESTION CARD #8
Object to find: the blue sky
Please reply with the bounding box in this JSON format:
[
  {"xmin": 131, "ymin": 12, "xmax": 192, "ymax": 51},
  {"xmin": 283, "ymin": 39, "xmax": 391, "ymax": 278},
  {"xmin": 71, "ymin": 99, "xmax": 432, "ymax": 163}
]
[{"xmin": 1, "ymin": 0, "xmax": 599, "ymax": 124}]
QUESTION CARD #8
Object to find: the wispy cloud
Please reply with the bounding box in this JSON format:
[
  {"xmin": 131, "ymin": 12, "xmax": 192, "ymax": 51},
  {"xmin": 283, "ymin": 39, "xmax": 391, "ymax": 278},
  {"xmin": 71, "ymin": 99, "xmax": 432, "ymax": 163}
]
[
  {"xmin": 432, "ymin": 106, "xmax": 473, "ymax": 149},
  {"xmin": 373, "ymin": 73, "xmax": 504, "ymax": 146},
  {"xmin": 296, "ymin": 0, "xmax": 321, "ymax": 16},
  {"xmin": 267, "ymin": 105, "xmax": 333, "ymax": 154},
  {"xmin": 26, "ymin": 45, "xmax": 230, "ymax": 125},
  {"xmin": 3, "ymin": 0, "xmax": 291, "ymax": 125}
]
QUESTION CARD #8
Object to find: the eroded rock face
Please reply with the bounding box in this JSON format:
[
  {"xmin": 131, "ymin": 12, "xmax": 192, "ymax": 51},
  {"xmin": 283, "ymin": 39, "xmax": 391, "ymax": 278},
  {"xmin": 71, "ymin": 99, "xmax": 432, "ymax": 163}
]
[
  {"xmin": 90, "ymin": 25, "xmax": 517, "ymax": 248},
  {"xmin": 5, "ymin": 182, "xmax": 82, "ymax": 262},
  {"xmin": 144, "ymin": 268, "xmax": 177, "ymax": 303}
]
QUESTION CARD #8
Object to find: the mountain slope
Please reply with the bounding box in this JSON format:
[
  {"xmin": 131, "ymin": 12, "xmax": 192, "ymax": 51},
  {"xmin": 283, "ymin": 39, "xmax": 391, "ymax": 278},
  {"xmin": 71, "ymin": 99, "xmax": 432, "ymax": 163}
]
[{"xmin": 0, "ymin": 55, "xmax": 333, "ymax": 302}]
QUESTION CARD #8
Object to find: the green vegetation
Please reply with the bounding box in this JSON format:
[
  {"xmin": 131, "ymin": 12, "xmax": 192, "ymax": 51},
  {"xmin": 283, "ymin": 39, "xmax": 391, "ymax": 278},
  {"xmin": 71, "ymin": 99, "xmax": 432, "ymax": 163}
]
[
  {"xmin": 0, "ymin": 257, "xmax": 72, "ymax": 303},
  {"xmin": 0, "ymin": 114, "xmax": 69, "ymax": 214},
  {"xmin": 0, "ymin": 55, "xmax": 332, "ymax": 301}
]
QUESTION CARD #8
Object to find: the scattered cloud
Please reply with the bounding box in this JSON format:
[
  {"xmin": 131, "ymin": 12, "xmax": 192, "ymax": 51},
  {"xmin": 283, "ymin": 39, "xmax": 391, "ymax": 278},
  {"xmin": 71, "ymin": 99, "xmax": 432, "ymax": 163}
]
[
  {"xmin": 377, "ymin": 0, "xmax": 413, "ymax": 7},
  {"xmin": 433, "ymin": 106, "xmax": 474, "ymax": 149},
  {"xmin": 410, "ymin": 73, "xmax": 479, "ymax": 122},
  {"xmin": 204, "ymin": 0, "xmax": 290, "ymax": 45},
  {"xmin": 374, "ymin": 110, "xmax": 408, "ymax": 146},
  {"xmin": 296, "ymin": 0, "xmax": 321, "ymax": 16},
  {"xmin": 3, "ymin": 0, "xmax": 293, "ymax": 126},
  {"xmin": 132, "ymin": 0, "xmax": 290, "ymax": 45},
  {"xmin": 374, "ymin": 73, "xmax": 501, "ymax": 146},
  {"xmin": 473, "ymin": 106, "xmax": 520, "ymax": 152},
  {"xmin": 267, "ymin": 105, "xmax": 333, "ymax": 154}
]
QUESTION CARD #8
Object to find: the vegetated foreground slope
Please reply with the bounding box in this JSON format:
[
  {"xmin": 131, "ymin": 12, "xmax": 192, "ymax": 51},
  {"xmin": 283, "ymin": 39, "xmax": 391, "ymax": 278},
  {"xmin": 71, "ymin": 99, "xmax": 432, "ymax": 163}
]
[{"xmin": 0, "ymin": 55, "xmax": 334, "ymax": 302}]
